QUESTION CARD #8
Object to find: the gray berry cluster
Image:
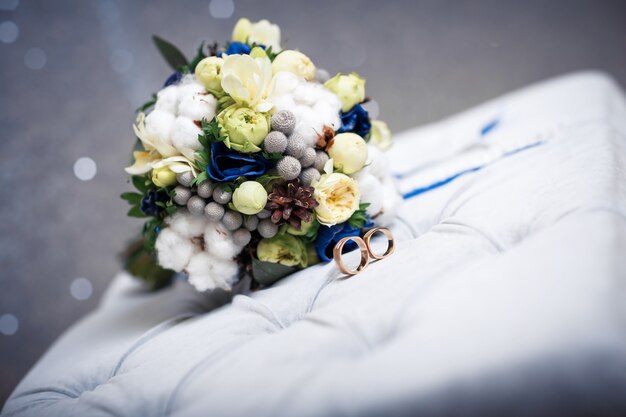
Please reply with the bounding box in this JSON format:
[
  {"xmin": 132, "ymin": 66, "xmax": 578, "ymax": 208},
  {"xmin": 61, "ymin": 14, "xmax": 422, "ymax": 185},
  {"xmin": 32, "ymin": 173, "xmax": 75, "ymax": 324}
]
[
  {"xmin": 172, "ymin": 172, "xmax": 279, "ymax": 241},
  {"xmin": 262, "ymin": 110, "xmax": 329, "ymax": 184}
]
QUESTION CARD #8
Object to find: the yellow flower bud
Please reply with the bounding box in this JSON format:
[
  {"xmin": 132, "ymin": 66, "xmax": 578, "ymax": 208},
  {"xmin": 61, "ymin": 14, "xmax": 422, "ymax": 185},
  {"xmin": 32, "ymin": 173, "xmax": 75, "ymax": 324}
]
[
  {"xmin": 232, "ymin": 181, "xmax": 268, "ymax": 215},
  {"xmin": 327, "ymin": 132, "xmax": 368, "ymax": 174},
  {"xmin": 195, "ymin": 56, "xmax": 224, "ymax": 96},
  {"xmin": 271, "ymin": 50, "xmax": 316, "ymax": 81},
  {"xmin": 151, "ymin": 166, "xmax": 177, "ymax": 188},
  {"xmin": 324, "ymin": 72, "xmax": 366, "ymax": 112}
]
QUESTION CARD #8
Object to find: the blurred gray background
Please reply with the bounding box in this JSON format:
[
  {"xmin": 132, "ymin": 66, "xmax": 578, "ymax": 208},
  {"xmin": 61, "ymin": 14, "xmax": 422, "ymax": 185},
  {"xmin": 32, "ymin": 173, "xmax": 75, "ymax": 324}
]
[{"xmin": 0, "ymin": 0, "xmax": 625, "ymax": 405}]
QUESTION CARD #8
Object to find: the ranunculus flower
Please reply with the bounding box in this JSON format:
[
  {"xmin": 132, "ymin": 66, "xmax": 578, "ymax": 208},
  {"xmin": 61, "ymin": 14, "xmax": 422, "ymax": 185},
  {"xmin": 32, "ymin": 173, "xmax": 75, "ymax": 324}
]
[
  {"xmin": 232, "ymin": 18, "xmax": 282, "ymax": 52},
  {"xmin": 327, "ymin": 132, "xmax": 368, "ymax": 174},
  {"xmin": 217, "ymin": 106, "xmax": 270, "ymax": 153},
  {"xmin": 232, "ymin": 181, "xmax": 268, "ymax": 215},
  {"xmin": 337, "ymin": 103, "xmax": 372, "ymax": 139},
  {"xmin": 195, "ymin": 56, "xmax": 224, "ymax": 96},
  {"xmin": 207, "ymin": 142, "xmax": 268, "ymax": 182},
  {"xmin": 313, "ymin": 162, "xmax": 361, "ymax": 226},
  {"xmin": 151, "ymin": 166, "xmax": 177, "ymax": 188},
  {"xmin": 369, "ymin": 120, "xmax": 392, "ymax": 150},
  {"xmin": 314, "ymin": 222, "xmax": 361, "ymax": 262},
  {"xmin": 257, "ymin": 234, "xmax": 307, "ymax": 267},
  {"xmin": 324, "ymin": 72, "xmax": 365, "ymax": 112},
  {"xmin": 271, "ymin": 50, "xmax": 316, "ymax": 81}
]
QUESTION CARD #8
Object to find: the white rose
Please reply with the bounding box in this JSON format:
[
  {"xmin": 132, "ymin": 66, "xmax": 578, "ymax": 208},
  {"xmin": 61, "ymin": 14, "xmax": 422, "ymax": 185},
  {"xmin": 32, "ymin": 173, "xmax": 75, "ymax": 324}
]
[
  {"xmin": 272, "ymin": 50, "xmax": 316, "ymax": 81},
  {"xmin": 194, "ymin": 56, "xmax": 224, "ymax": 96}
]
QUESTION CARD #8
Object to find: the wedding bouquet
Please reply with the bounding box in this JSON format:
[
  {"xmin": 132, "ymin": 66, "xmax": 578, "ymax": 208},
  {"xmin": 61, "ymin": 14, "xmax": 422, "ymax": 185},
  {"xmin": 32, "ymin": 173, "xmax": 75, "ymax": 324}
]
[{"xmin": 121, "ymin": 18, "xmax": 401, "ymax": 291}]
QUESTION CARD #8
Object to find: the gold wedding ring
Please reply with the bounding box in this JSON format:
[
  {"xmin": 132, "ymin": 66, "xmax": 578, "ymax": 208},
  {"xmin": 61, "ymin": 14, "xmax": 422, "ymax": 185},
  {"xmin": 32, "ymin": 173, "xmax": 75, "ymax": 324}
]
[
  {"xmin": 363, "ymin": 227, "xmax": 395, "ymax": 260},
  {"xmin": 333, "ymin": 227, "xmax": 395, "ymax": 276},
  {"xmin": 333, "ymin": 236, "xmax": 370, "ymax": 276}
]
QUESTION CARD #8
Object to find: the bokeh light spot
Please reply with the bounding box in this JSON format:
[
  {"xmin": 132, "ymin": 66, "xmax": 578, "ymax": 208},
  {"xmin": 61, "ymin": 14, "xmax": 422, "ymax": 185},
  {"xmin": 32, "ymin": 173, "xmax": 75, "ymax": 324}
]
[
  {"xmin": 0, "ymin": 314, "xmax": 19, "ymax": 336},
  {"xmin": 24, "ymin": 47, "xmax": 47, "ymax": 70},
  {"xmin": 209, "ymin": 0, "xmax": 234, "ymax": 19},
  {"xmin": 0, "ymin": 21, "xmax": 18, "ymax": 43},
  {"xmin": 70, "ymin": 278, "xmax": 93, "ymax": 301},
  {"xmin": 73, "ymin": 157, "xmax": 97, "ymax": 181}
]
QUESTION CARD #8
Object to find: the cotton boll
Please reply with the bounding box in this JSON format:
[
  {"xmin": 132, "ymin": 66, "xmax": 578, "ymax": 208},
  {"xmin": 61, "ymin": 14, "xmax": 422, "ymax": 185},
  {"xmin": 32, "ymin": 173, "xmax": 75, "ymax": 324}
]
[
  {"xmin": 186, "ymin": 252, "xmax": 239, "ymax": 291},
  {"xmin": 178, "ymin": 92, "xmax": 217, "ymax": 121},
  {"xmin": 366, "ymin": 146, "xmax": 390, "ymax": 180},
  {"xmin": 166, "ymin": 209, "xmax": 207, "ymax": 238},
  {"xmin": 204, "ymin": 221, "xmax": 244, "ymax": 261},
  {"xmin": 155, "ymin": 227, "xmax": 197, "ymax": 272},
  {"xmin": 375, "ymin": 177, "xmax": 403, "ymax": 227},
  {"xmin": 355, "ymin": 172, "xmax": 384, "ymax": 217},
  {"xmin": 155, "ymin": 85, "xmax": 180, "ymax": 114},
  {"xmin": 144, "ymin": 109, "xmax": 175, "ymax": 145},
  {"xmin": 171, "ymin": 116, "xmax": 203, "ymax": 151},
  {"xmin": 177, "ymin": 79, "xmax": 205, "ymax": 101}
]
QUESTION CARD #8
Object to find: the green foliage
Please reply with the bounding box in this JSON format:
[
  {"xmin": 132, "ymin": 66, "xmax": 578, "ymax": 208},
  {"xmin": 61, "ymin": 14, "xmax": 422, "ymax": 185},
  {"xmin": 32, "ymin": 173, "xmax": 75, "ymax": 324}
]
[
  {"xmin": 136, "ymin": 93, "xmax": 157, "ymax": 113},
  {"xmin": 121, "ymin": 237, "xmax": 175, "ymax": 290},
  {"xmin": 261, "ymin": 151, "xmax": 283, "ymax": 161},
  {"xmin": 251, "ymin": 257, "xmax": 297, "ymax": 286},
  {"xmin": 255, "ymin": 174, "xmax": 282, "ymax": 189},
  {"xmin": 348, "ymin": 203, "xmax": 371, "ymax": 228},
  {"xmin": 152, "ymin": 35, "xmax": 188, "ymax": 70},
  {"xmin": 184, "ymin": 42, "xmax": 207, "ymax": 73}
]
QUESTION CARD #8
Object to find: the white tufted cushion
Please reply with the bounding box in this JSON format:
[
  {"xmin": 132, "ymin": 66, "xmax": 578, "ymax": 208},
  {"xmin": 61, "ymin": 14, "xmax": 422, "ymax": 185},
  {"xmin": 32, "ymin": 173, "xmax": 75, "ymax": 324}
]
[{"xmin": 4, "ymin": 71, "xmax": 626, "ymax": 417}]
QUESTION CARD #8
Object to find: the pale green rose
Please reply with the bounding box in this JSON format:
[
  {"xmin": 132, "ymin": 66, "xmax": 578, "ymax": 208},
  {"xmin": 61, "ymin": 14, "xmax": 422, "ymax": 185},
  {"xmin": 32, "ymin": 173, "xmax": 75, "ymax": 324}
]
[
  {"xmin": 286, "ymin": 214, "xmax": 320, "ymax": 236},
  {"xmin": 195, "ymin": 56, "xmax": 224, "ymax": 96},
  {"xmin": 151, "ymin": 166, "xmax": 177, "ymax": 188},
  {"xmin": 370, "ymin": 120, "xmax": 393, "ymax": 150},
  {"xmin": 217, "ymin": 106, "xmax": 269, "ymax": 153},
  {"xmin": 257, "ymin": 234, "xmax": 307, "ymax": 268},
  {"xmin": 271, "ymin": 50, "xmax": 316, "ymax": 81},
  {"xmin": 232, "ymin": 181, "xmax": 268, "ymax": 215},
  {"xmin": 327, "ymin": 132, "xmax": 368, "ymax": 174},
  {"xmin": 324, "ymin": 72, "xmax": 365, "ymax": 112},
  {"xmin": 313, "ymin": 165, "xmax": 361, "ymax": 226}
]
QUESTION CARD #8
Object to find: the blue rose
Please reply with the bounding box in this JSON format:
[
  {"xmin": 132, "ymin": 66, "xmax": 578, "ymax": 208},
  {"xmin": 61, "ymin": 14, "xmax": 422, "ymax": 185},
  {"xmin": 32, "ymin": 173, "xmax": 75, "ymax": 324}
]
[
  {"xmin": 140, "ymin": 189, "xmax": 168, "ymax": 217},
  {"xmin": 337, "ymin": 104, "xmax": 372, "ymax": 139},
  {"xmin": 163, "ymin": 71, "xmax": 183, "ymax": 87},
  {"xmin": 315, "ymin": 222, "xmax": 362, "ymax": 262},
  {"xmin": 207, "ymin": 142, "xmax": 269, "ymax": 182},
  {"xmin": 217, "ymin": 42, "xmax": 252, "ymax": 57}
]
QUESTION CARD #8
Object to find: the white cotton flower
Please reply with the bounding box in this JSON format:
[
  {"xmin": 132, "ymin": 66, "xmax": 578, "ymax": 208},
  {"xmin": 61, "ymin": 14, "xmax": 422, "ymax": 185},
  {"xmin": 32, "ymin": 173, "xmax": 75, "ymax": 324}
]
[
  {"xmin": 203, "ymin": 221, "xmax": 245, "ymax": 261},
  {"xmin": 354, "ymin": 171, "xmax": 384, "ymax": 218},
  {"xmin": 187, "ymin": 252, "xmax": 240, "ymax": 292},
  {"xmin": 178, "ymin": 91, "xmax": 217, "ymax": 121},
  {"xmin": 144, "ymin": 109, "xmax": 175, "ymax": 146},
  {"xmin": 166, "ymin": 209, "xmax": 207, "ymax": 238},
  {"xmin": 155, "ymin": 227, "xmax": 198, "ymax": 272},
  {"xmin": 375, "ymin": 176, "xmax": 403, "ymax": 227},
  {"xmin": 171, "ymin": 116, "xmax": 203, "ymax": 151},
  {"xmin": 155, "ymin": 85, "xmax": 179, "ymax": 114},
  {"xmin": 272, "ymin": 79, "xmax": 342, "ymax": 146}
]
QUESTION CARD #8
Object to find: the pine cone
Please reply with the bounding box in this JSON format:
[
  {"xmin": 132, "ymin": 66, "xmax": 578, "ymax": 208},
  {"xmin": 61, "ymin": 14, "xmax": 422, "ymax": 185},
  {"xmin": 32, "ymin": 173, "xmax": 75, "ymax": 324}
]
[{"xmin": 266, "ymin": 179, "xmax": 319, "ymax": 230}]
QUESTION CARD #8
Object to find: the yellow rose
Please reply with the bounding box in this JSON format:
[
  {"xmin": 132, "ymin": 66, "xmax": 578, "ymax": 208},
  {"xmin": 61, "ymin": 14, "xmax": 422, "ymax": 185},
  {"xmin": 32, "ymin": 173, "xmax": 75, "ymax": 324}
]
[
  {"xmin": 151, "ymin": 166, "xmax": 177, "ymax": 188},
  {"xmin": 327, "ymin": 132, "xmax": 368, "ymax": 174},
  {"xmin": 313, "ymin": 170, "xmax": 360, "ymax": 226},
  {"xmin": 271, "ymin": 50, "xmax": 316, "ymax": 81}
]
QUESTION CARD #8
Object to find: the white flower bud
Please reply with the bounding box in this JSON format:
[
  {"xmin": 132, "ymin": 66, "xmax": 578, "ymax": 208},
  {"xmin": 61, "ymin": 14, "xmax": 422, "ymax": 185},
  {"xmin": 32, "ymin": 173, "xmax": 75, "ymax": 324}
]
[
  {"xmin": 327, "ymin": 132, "xmax": 368, "ymax": 174},
  {"xmin": 271, "ymin": 50, "xmax": 316, "ymax": 81}
]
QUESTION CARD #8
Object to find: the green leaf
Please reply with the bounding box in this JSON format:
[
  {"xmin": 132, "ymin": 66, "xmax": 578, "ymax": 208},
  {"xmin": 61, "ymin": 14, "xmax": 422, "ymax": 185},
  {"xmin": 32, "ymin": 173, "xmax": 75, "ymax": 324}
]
[
  {"xmin": 261, "ymin": 151, "xmax": 283, "ymax": 161},
  {"xmin": 255, "ymin": 174, "xmax": 282, "ymax": 188},
  {"xmin": 191, "ymin": 171, "xmax": 209, "ymax": 186},
  {"xmin": 120, "ymin": 192, "xmax": 143, "ymax": 205},
  {"xmin": 348, "ymin": 203, "xmax": 371, "ymax": 228},
  {"xmin": 188, "ymin": 42, "xmax": 207, "ymax": 72},
  {"xmin": 136, "ymin": 93, "xmax": 157, "ymax": 113},
  {"xmin": 128, "ymin": 206, "xmax": 147, "ymax": 218},
  {"xmin": 152, "ymin": 35, "xmax": 188, "ymax": 70},
  {"xmin": 251, "ymin": 257, "xmax": 297, "ymax": 286},
  {"xmin": 131, "ymin": 175, "xmax": 150, "ymax": 193}
]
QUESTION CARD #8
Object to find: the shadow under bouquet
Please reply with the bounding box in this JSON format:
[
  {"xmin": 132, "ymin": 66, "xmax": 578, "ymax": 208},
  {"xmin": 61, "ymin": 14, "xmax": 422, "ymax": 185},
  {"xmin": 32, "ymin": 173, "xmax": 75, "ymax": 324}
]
[{"xmin": 121, "ymin": 18, "xmax": 402, "ymax": 291}]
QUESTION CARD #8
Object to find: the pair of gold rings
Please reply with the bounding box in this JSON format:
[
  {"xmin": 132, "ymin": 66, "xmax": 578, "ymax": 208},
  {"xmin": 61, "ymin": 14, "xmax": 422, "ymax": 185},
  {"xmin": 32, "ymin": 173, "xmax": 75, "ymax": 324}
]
[{"xmin": 332, "ymin": 227, "xmax": 395, "ymax": 276}]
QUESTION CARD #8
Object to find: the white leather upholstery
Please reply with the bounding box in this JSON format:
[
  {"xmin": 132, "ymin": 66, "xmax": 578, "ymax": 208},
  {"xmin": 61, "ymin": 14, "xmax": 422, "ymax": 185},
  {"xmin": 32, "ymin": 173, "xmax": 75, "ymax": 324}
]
[{"xmin": 4, "ymin": 71, "xmax": 626, "ymax": 417}]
